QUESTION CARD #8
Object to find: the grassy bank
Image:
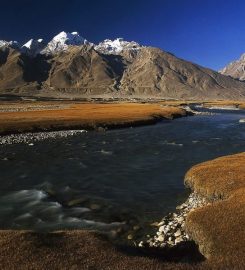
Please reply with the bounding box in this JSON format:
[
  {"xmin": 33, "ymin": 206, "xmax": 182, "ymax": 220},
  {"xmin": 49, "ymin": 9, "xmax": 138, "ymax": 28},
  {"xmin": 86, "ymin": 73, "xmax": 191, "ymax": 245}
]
[
  {"xmin": 185, "ymin": 153, "xmax": 245, "ymax": 263},
  {"xmin": 1, "ymin": 99, "xmax": 244, "ymax": 135},
  {"xmin": 0, "ymin": 103, "xmax": 187, "ymax": 135}
]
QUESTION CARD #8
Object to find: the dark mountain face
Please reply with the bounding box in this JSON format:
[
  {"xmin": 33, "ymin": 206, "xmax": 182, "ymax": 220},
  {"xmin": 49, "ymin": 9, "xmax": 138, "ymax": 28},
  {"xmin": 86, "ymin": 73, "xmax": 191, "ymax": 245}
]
[{"xmin": 1, "ymin": 44, "xmax": 245, "ymax": 100}]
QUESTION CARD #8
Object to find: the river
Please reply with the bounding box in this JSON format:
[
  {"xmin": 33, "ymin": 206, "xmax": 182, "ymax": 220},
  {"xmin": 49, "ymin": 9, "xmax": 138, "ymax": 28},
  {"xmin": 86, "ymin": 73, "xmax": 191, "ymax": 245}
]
[{"xmin": 0, "ymin": 107, "xmax": 244, "ymax": 238}]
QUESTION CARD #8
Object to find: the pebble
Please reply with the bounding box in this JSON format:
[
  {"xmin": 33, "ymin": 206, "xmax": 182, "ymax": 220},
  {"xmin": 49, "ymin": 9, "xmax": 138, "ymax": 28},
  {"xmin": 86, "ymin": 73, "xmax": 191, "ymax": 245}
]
[
  {"xmin": 177, "ymin": 217, "xmax": 184, "ymax": 222},
  {"xmin": 67, "ymin": 198, "xmax": 87, "ymax": 207},
  {"xmin": 151, "ymin": 222, "xmax": 159, "ymax": 227},
  {"xmin": 138, "ymin": 241, "xmax": 144, "ymax": 247},
  {"xmin": 90, "ymin": 203, "xmax": 101, "ymax": 210},
  {"xmin": 175, "ymin": 237, "xmax": 183, "ymax": 244},
  {"xmin": 174, "ymin": 230, "xmax": 181, "ymax": 237},
  {"xmin": 133, "ymin": 225, "xmax": 141, "ymax": 231},
  {"xmin": 159, "ymin": 226, "xmax": 164, "ymax": 232},
  {"xmin": 157, "ymin": 221, "xmax": 165, "ymax": 226},
  {"xmin": 157, "ymin": 235, "xmax": 164, "ymax": 242}
]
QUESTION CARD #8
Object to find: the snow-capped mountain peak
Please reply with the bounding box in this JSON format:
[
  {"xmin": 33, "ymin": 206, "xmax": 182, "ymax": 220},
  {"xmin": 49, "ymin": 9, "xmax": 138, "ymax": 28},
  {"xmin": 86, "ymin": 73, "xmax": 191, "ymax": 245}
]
[
  {"xmin": 22, "ymin": 39, "xmax": 44, "ymax": 49},
  {"xmin": 220, "ymin": 52, "xmax": 245, "ymax": 80},
  {"xmin": 0, "ymin": 40, "xmax": 19, "ymax": 49},
  {"xmin": 42, "ymin": 31, "xmax": 89, "ymax": 54},
  {"xmin": 0, "ymin": 33, "xmax": 141, "ymax": 57},
  {"xmin": 21, "ymin": 39, "xmax": 46, "ymax": 56},
  {"xmin": 95, "ymin": 38, "xmax": 141, "ymax": 54}
]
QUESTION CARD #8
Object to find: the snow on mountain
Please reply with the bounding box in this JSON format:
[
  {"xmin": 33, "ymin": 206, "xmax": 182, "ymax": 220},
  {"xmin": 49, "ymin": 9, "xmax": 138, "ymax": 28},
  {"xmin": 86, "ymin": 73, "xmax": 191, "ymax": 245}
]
[
  {"xmin": 220, "ymin": 53, "xmax": 245, "ymax": 80},
  {"xmin": 95, "ymin": 38, "xmax": 141, "ymax": 54},
  {"xmin": 21, "ymin": 39, "xmax": 46, "ymax": 56},
  {"xmin": 0, "ymin": 40, "xmax": 19, "ymax": 49},
  {"xmin": 0, "ymin": 33, "xmax": 142, "ymax": 57},
  {"xmin": 42, "ymin": 31, "xmax": 89, "ymax": 54}
]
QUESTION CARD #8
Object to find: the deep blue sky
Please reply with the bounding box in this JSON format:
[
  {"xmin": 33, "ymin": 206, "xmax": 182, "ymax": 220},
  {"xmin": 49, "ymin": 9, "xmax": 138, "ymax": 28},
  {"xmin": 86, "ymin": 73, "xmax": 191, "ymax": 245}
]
[{"xmin": 1, "ymin": 0, "xmax": 245, "ymax": 70}]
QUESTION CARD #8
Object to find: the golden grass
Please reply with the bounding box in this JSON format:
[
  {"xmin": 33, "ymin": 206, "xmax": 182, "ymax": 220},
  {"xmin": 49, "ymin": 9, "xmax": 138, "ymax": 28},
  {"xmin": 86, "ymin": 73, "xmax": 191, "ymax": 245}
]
[
  {"xmin": 185, "ymin": 153, "xmax": 245, "ymax": 199},
  {"xmin": 185, "ymin": 153, "xmax": 245, "ymax": 261},
  {"xmin": 0, "ymin": 230, "xmax": 242, "ymax": 270},
  {"xmin": 0, "ymin": 230, "xmax": 200, "ymax": 270},
  {"xmin": 0, "ymin": 103, "xmax": 186, "ymax": 135}
]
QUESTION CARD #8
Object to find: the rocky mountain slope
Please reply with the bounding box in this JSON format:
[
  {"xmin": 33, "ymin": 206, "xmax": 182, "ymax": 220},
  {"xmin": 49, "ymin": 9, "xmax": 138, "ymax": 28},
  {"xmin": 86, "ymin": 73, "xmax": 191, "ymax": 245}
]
[
  {"xmin": 220, "ymin": 53, "xmax": 245, "ymax": 81},
  {"xmin": 1, "ymin": 31, "xmax": 245, "ymax": 99}
]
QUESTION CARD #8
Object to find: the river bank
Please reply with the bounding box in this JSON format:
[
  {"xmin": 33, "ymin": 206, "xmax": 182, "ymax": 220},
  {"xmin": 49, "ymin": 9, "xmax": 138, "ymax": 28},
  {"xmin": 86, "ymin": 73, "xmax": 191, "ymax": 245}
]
[
  {"xmin": 0, "ymin": 98, "xmax": 244, "ymax": 134},
  {"xmin": 0, "ymin": 99, "xmax": 244, "ymax": 136},
  {"xmin": 185, "ymin": 152, "xmax": 245, "ymax": 262},
  {"xmin": 0, "ymin": 102, "xmax": 188, "ymax": 135},
  {"xmin": 136, "ymin": 152, "xmax": 245, "ymax": 266}
]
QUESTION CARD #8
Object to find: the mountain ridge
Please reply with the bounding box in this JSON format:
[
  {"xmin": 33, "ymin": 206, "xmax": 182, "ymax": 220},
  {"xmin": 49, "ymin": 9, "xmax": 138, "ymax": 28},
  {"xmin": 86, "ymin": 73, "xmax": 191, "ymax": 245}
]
[
  {"xmin": 220, "ymin": 53, "xmax": 245, "ymax": 81},
  {"xmin": 1, "ymin": 31, "xmax": 245, "ymax": 100},
  {"xmin": 0, "ymin": 31, "xmax": 141, "ymax": 57}
]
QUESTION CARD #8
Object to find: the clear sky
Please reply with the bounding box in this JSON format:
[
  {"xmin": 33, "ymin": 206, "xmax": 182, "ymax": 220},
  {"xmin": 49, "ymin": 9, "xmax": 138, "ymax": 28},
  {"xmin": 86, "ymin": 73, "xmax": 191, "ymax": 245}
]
[{"xmin": 1, "ymin": 0, "xmax": 245, "ymax": 70}]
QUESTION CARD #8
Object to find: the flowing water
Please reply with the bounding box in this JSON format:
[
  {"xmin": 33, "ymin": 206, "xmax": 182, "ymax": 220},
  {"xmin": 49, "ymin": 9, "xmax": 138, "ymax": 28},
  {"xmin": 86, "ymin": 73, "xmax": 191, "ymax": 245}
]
[{"xmin": 0, "ymin": 108, "xmax": 244, "ymax": 236}]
